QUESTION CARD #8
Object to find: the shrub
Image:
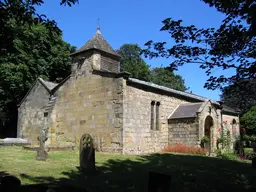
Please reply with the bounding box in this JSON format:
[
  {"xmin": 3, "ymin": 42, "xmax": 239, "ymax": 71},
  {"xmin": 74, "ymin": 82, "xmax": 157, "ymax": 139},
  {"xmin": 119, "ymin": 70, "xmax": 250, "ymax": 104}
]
[
  {"xmin": 242, "ymin": 135, "xmax": 256, "ymax": 148},
  {"xmin": 216, "ymin": 151, "xmax": 238, "ymax": 161},
  {"xmin": 201, "ymin": 136, "xmax": 210, "ymax": 144},
  {"xmin": 243, "ymin": 135, "xmax": 256, "ymax": 142},
  {"xmin": 162, "ymin": 144, "xmax": 208, "ymax": 155},
  {"xmin": 244, "ymin": 148, "xmax": 256, "ymax": 160},
  {"xmin": 217, "ymin": 121, "xmax": 232, "ymax": 151},
  {"xmin": 241, "ymin": 106, "xmax": 256, "ymax": 135},
  {"xmin": 234, "ymin": 138, "xmax": 244, "ymax": 155}
]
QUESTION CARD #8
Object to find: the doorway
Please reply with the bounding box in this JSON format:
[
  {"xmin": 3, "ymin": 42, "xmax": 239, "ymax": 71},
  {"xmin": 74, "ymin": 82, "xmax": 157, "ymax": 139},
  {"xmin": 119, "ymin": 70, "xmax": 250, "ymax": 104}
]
[{"xmin": 203, "ymin": 116, "xmax": 214, "ymax": 153}]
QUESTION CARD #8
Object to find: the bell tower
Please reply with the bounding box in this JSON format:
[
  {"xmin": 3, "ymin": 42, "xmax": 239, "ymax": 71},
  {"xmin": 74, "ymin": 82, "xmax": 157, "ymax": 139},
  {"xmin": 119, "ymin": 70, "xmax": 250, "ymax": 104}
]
[{"xmin": 70, "ymin": 26, "xmax": 121, "ymax": 76}]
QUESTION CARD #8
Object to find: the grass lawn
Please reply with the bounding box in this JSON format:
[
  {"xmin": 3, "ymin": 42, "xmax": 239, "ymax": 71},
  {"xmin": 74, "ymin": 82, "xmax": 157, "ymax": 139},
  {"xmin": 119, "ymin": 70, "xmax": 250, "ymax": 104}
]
[{"xmin": 0, "ymin": 146, "xmax": 256, "ymax": 191}]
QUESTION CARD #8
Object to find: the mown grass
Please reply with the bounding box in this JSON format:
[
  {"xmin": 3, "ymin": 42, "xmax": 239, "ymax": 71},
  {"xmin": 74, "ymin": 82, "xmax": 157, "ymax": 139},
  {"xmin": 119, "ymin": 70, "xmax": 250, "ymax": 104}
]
[{"xmin": 0, "ymin": 146, "xmax": 256, "ymax": 191}]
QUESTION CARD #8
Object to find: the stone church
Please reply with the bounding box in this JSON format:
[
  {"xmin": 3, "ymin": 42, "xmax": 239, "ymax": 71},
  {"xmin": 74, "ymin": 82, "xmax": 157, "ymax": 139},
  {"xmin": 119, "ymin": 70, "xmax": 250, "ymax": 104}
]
[{"xmin": 17, "ymin": 27, "xmax": 240, "ymax": 154}]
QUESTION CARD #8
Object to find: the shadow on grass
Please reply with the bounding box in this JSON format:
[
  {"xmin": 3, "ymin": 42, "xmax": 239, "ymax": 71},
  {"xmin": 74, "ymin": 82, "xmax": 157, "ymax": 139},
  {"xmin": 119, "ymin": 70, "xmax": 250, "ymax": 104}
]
[
  {"xmin": 14, "ymin": 153, "xmax": 256, "ymax": 191},
  {"xmin": 0, "ymin": 172, "xmax": 9, "ymax": 178}
]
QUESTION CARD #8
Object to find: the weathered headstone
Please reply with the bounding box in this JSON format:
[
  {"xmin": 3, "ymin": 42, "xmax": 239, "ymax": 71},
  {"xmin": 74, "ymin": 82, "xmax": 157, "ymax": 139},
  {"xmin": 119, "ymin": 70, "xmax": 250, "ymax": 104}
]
[
  {"xmin": 148, "ymin": 172, "xmax": 171, "ymax": 192},
  {"xmin": 0, "ymin": 138, "xmax": 30, "ymax": 146},
  {"xmin": 79, "ymin": 134, "xmax": 95, "ymax": 172},
  {"xmin": 36, "ymin": 112, "xmax": 48, "ymax": 161},
  {"xmin": 36, "ymin": 129, "xmax": 48, "ymax": 161}
]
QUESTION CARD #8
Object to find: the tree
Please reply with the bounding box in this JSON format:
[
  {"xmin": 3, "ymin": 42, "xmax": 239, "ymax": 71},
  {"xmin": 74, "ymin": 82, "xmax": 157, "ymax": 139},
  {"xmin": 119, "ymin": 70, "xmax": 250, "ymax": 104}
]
[
  {"xmin": 220, "ymin": 79, "xmax": 256, "ymax": 114},
  {"xmin": 118, "ymin": 44, "xmax": 187, "ymax": 90},
  {"xmin": 0, "ymin": 0, "xmax": 77, "ymax": 137},
  {"xmin": 151, "ymin": 67, "xmax": 187, "ymax": 91},
  {"xmin": 0, "ymin": 23, "xmax": 76, "ymax": 137},
  {"xmin": 0, "ymin": 0, "xmax": 78, "ymax": 59},
  {"xmin": 118, "ymin": 44, "xmax": 152, "ymax": 81},
  {"xmin": 142, "ymin": 0, "xmax": 256, "ymax": 90},
  {"xmin": 241, "ymin": 106, "xmax": 256, "ymax": 136}
]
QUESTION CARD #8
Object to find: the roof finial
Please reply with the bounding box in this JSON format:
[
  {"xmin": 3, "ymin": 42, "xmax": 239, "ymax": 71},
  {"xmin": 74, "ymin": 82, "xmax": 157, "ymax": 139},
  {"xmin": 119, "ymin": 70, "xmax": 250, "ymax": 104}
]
[{"xmin": 96, "ymin": 17, "xmax": 101, "ymax": 34}]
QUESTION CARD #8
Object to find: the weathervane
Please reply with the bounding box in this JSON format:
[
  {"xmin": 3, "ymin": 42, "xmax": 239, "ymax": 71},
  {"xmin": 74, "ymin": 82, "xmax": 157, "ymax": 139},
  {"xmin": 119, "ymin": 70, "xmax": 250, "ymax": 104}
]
[{"xmin": 97, "ymin": 17, "xmax": 100, "ymax": 31}]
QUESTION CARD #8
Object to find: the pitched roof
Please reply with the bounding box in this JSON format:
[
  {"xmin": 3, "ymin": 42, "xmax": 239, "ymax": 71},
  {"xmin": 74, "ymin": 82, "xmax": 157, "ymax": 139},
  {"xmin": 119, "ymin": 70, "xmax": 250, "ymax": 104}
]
[
  {"xmin": 71, "ymin": 29, "xmax": 120, "ymax": 57},
  {"xmin": 39, "ymin": 78, "xmax": 58, "ymax": 91},
  {"xmin": 169, "ymin": 103, "xmax": 203, "ymax": 120},
  {"xmin": 18, "ymin": 78, "xmax": 58, "ymax": 107},
  {"xmin": 127, "ymin": 78, "xmax": 239, "ymax": 115},
  {"xmin": 222, "ymin": 105, "xmax": 239, "ymax": 115},
  {"xmin": 127, "ymin": 78, "xmax": 210, "ymax": 102}
]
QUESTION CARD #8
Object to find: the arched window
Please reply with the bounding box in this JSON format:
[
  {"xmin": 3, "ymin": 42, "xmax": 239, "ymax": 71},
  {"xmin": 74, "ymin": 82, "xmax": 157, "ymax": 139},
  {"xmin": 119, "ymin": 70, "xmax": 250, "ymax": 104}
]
[
  {"xmin": 232, "ymin": 119, "xmax": 237, "ymax": 137},
  {"xmin": 151, "ymin": 101, "xmax": 155, "ymax": 130},
  {"xmin": 156, "ymin": 102, "xmax": 160, "ymax": 130}
]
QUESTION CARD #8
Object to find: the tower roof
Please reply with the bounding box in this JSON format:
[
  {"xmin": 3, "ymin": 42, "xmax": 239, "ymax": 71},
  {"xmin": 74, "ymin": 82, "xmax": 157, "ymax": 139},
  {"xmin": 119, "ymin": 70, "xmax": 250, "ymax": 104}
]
[{"xmin": 71, "ymin": 27, "xmax": 120, "ymax": 57}]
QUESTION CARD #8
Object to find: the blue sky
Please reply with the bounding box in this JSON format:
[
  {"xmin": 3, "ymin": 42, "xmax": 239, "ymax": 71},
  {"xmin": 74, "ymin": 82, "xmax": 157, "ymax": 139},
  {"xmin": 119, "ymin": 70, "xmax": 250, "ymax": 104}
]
[{"xmin": 37, "ymin": 0, "xmax": 230, "ymax": 101}]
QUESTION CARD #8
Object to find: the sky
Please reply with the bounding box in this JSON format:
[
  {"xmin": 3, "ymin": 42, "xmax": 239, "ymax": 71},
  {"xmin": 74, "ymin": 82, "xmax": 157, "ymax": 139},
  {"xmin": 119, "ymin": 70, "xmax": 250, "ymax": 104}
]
[{"xmin": 36, "ymin": 0, "xmax": 231, "ymax": 101}]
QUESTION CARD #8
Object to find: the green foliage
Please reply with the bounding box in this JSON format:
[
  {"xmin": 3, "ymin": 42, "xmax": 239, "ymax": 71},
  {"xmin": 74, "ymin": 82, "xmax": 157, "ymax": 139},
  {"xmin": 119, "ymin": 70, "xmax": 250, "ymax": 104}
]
[
  {"xmin": 142, "ymin": 0, "xmax": 256, "ymax": 90},
  {"xmin": 0, "ymin": 0, "xmax": 76, "ymax": 137},
  {"xmin": 1, "ymin": 147, "xmax": 256, "ymax": 191},
  {"xmin": 220, "ymin": 79, "xmax": 256, "ymax": 114},
  {"xmin": 118, "ymin": 44, "xmax": 187, "ymax": 91},
  {"xmin": 0, "ymin": 0, "xmax": 78, "ymax": 59},
  {"xmin": 216, "ymin": 151, "xmax": 238, "ymax": 161},
  {"xmin": 118, "ymin": 44, "xmax": 152, "ymax": 81},
  {"xmin": 217, "ymin": 122, "xmax": 232, "ymax": 152},
  {"xmin": 241, "ymin": 106, "xmax": 256, "ymax": 135},
  {"xmin": 233, "ymin": 138, "xmax": 243, "ymax": 155},
  {"xmin": 151, "ymin": 67, "xmax": 187, "ymax": 91},
  {"xmin": 201, "ymin": 135, "xmax": 210, "ymax": 144},
  {"xmin": 243, "ymin": 135, "xmax": 256, "ymax": 142},
  {"xmin": 60, "ymin": 0, "xmax": 79, "ymax": 6},
  {"xmin": 244, "ymin": 148, "xmax": 256, "ymax": 160}
]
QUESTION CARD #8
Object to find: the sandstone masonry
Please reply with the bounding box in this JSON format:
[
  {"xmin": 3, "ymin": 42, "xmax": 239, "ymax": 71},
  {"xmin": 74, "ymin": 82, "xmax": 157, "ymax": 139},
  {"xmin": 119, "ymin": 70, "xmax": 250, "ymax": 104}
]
[{"xmin": 17, "ymin": 27, "xmax": 240, "ymax": 154}]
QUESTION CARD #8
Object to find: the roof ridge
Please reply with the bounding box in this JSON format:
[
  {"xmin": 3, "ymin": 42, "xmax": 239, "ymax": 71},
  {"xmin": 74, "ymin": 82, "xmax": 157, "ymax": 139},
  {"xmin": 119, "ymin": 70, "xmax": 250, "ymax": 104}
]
[
  {"xmin": 39, "ymin": 78, "xmax": 58, "ymax": 91},
  {"xmin": 180, "ymin": 102, "xmax": 204, "ymax": 106},
  {"xmin": 40, "ymin": 78, "xmax": 58, "ymax": 86},
  {"xmin": 128, "ymin": 78, "xmax": 210, "ymax": 102}
]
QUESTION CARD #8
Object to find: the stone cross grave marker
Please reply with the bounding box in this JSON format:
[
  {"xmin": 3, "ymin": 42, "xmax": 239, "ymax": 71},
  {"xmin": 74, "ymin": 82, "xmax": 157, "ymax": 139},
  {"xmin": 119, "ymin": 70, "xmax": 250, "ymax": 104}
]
[
  {"xmin": 36, "ymin": 112, "xmax": 48, "ymax": 161},
  {"xmin": 79, "ymin": 133, "xmax": 95, "ymax": 172}
]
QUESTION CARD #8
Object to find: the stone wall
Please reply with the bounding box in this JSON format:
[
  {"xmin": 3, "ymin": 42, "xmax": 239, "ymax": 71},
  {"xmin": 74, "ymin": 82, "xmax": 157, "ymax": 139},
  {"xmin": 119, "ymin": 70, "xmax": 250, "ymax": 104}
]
[
  {"xmin": 122, "ymin": 83, "xmax": 189, "ymax": 154},
  {"xmin": 222, "ymin": 114, "xmax": 240, "ymax": 139},
  {"xmin": 71, "ymin": 52, "xmax": 93, "ymax": 76},
  {"xmin": 197, "ymin": 101, "xmax": 221, "ymax": 151},
  {"xmin": 168, "ymin": 118, "xmax": 199, "ymax": 146},
  {"xmin": 18, "ymin": 81, "xmax": 50, "ymax": 145},
  {"xmin": 48, "ymin": 72, "xmax": 124, "ymax": 152}
]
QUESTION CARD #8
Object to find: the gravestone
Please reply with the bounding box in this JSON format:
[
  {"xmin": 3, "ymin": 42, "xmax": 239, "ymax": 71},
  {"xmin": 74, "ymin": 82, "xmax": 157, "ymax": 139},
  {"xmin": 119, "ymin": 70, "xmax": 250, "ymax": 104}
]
[
  {"xmin": 79, "ymin": 134, "xmax": 95, "ymax": 172},
  {"xmin": 36, "ymin": 112, "xmax": 48, "ymax": 161},
  {"xmin": 36, "ymin": 129, "xmax": 48, "ymax": 161},
  {"xmin": 0, "ymin": 138, "xmax": 30, "ymax": 146},
  {"xmin": 148, "ymin": 172, "xmax": 171, "ymax": 192}
]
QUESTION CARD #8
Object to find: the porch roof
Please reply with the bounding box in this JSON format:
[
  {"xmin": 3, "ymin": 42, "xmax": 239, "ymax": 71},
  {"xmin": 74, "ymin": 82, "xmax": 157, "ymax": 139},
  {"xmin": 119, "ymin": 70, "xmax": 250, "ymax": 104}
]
[{"xmin": 169, "ymin": 102, "xmax": 203, "ymax": 120}]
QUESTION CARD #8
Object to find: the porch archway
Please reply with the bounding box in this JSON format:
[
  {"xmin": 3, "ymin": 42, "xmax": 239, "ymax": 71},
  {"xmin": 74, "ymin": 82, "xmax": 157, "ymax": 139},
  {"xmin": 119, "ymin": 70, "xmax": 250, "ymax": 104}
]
[{"xmin": 203, "ymin": 116, "xmax": 214, "ymax": 153}]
